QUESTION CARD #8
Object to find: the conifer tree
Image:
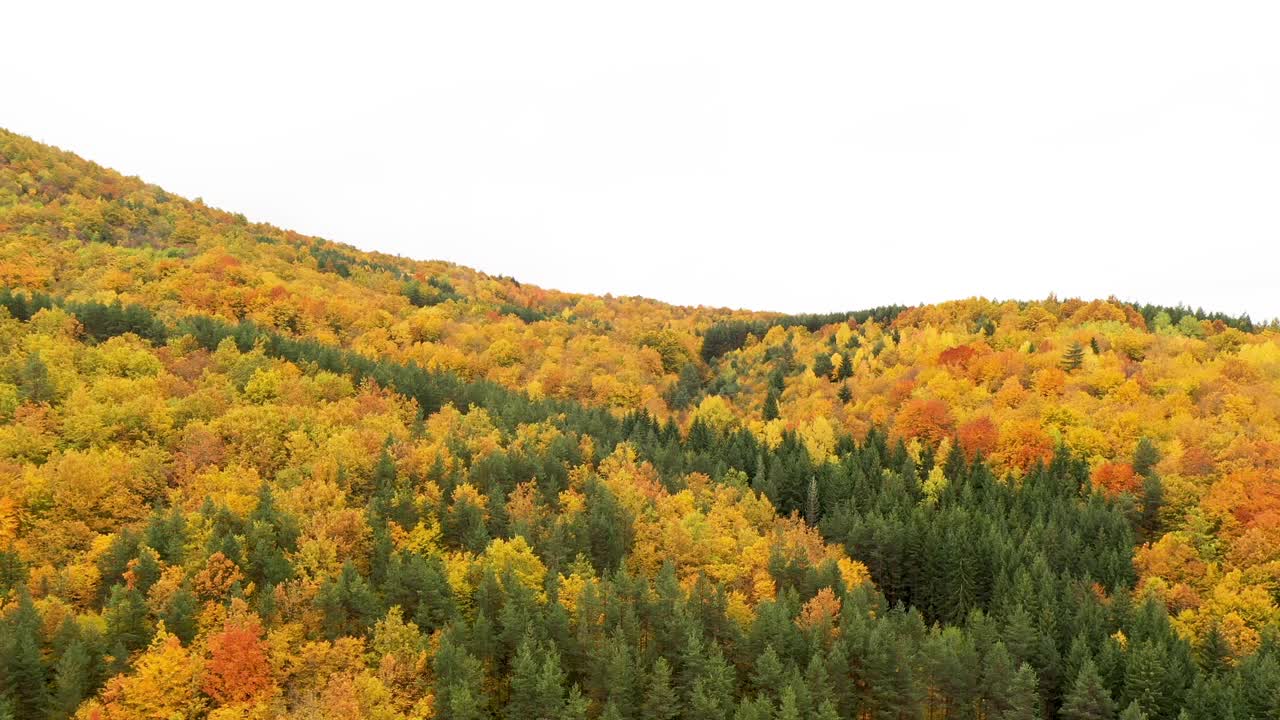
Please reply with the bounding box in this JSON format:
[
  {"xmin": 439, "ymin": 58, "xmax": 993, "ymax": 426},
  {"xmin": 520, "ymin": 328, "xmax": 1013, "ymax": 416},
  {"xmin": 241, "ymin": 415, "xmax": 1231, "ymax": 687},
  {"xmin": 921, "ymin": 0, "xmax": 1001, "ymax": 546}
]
[
  {"xmin": 1062, "ymin": 659, "xmax": 1115, "ymax": 720},
  {"xmin": 1119, "ymin": 701, "xmax": 1149, "ymax": 720},
  {"xmin": 1004, "ymin": 662, "xmax": 1041, "ymax": 720},
  {"xmin": 1061, "ymin": 341, "xmax": 1085, "ymax": 372},
  {"xmin": 49, "ymin": 638, "xmax": 91, "ymax": 718},
  {"xmin": 642, "ymin": 658, "xmax": 680, "ymax": 720}
]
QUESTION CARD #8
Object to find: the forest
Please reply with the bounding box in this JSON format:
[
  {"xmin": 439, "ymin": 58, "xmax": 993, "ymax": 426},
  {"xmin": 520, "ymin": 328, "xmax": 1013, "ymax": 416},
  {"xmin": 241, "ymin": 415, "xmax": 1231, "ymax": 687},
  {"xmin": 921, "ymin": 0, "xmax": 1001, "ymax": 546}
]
[{"xmin": 2, "ymin": 127, "xmax": 1280, "ymax": 719}]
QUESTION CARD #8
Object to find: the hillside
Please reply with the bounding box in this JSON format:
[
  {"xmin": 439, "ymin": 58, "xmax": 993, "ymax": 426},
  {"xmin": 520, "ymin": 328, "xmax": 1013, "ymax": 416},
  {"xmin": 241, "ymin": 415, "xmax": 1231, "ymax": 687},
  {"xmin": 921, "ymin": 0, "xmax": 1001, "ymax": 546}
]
[{"xmin": 2, "ymin": 128, "xmax": 1280, "ymax": 719}]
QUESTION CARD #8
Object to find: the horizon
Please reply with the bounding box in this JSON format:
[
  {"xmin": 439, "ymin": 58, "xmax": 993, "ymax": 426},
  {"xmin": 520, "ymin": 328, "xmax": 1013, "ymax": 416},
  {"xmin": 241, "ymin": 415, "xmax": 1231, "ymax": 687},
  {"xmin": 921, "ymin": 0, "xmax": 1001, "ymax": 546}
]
[
  {"xmin": 6, "ymin": 125, "xmax": 1275, "ymax": 325},
  {"xmin": 7, "ymin": 2, "xmax": 1279, "ymax": 321}
]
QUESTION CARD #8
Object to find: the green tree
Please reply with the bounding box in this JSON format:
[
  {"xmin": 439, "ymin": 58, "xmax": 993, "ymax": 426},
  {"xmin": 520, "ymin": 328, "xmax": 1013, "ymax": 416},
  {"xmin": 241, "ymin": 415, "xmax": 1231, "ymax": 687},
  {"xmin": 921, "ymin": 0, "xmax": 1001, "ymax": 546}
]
[
  {"xmin": 670, "ymin": 363, "xmax": 704, "ymax": 411},
  {"xmin": 17, "ymin": 352, "xmax": 55, "ymax": 404},
  {"xmin": 1061, "ymin": 342, "xmax": 1085, "ymax": 372},
  {"xmin": 0, "ymin": 594, "xmax": 47, "ymax": 719},
  {"xmin": 1062, "ymin": 659, "xmax": 1115, "ymax": 720},
  {"xmin": 811, "ymin": 353, "xmax": 834, "ymax": 380},
  {"xmin": 509, "ymin": 636, "xmax": 567, "ymax": 720},
  {"xmin": 762, "ymin": 387, "xmax": 780, "ymax": 421},
  {"xmin": 642, "ymin": 658, "xmax": 680, "ymax": 720},
  {"xmin": 1132, "ymin": 439, "xmax": 1161, "ymax": 478},
  {"xmin": 1003, "ymin": 662, "xmax": 1040, "ymax": 720},
  {"xmin": 318, "ymin": 563, "xmax": 381, "ymax": 639},
  {"xmin": 1118, "ymin": 701, "xmax": 1149, "ymax": 720}
]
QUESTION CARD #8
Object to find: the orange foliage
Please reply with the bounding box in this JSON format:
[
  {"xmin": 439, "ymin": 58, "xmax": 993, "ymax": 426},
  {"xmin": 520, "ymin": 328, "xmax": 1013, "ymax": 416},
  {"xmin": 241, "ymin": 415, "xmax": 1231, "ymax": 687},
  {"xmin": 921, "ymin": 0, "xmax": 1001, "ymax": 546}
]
[
  {"xmin": 1092, "ymin": 462, "xmax": 1139, "ymax": 496},
  {"xmin": 956, "ymin": 416, "xmax": 999, "ymax": 461},
  {"xmin": 203, "ymin": 616, "xmax": 273, "ymax": 705},
  {"xmin": 893, "ymin": 398, "xmax": 955, "ymax": 445}
]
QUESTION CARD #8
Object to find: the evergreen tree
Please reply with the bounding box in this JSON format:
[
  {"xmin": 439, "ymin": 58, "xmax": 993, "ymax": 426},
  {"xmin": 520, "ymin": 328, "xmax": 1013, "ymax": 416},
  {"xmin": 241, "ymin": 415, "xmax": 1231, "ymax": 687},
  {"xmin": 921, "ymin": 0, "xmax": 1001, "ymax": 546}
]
[
  {"xmin": 49, "ymin": 638, "xmax": 91, "ymax": 719},
  {"xmin": 1195, "ymin": 624, "xmax": 1231, "ymax": 676},
  {"xmin": 318, "ymin": 563, "xmax": 381, "ymax": 639},
  {"xmin": 1118, "ymin": 701, "xmax": 1149, "ymax": 720},
  {"xmin": 1122, "ymin": 640, "xmax": 1167, "ymax": 719},
  {"xmin": 160, "ymin": 585, "xmax": 199, "ymax": 645},
  {"xmin": 670, "ymin": 363, "xmax": 704, "ymax": 411},
  {"xmin": 838, "ymin": 352, "xmax": 855, "ymax": 381},
  {"xmin": 1061, "ymin": 342, "xmax": 1085, "ymax": 372},
  {"xmin": 1003, "ymin": 662, "xmax": 1040, "ymax": 720},
  {"xmin": 17, "ymin": 352, "xmax": 55, "ymax": 404},
  {"xmin": 1132, "ymin": 439, "xmax": 1161, "ymax": 478},
  {"xmin": 434, "ymin": 632, "xmax": 488, "ymax": 720},
  {"xmin": 561, "ymin": 685, "xmax": 588, "ymax": 720},
  {"xmin": 762, "ymin": 387, "xmax": 780, "ymax": 421},
  {"xmin": 103, "ymin": 585, "xmax": 149, "ymax": 653},
  {"xmin": 510, "ymin": 637, "xmax": 553, "ymax": 720},
  {"xmin": 811, "ymin": 353, "xmax": 834, "ymax": 380},
  {"xmin": 687, "ymin": 645, "xmax": 735, "ymax": 720},
  {"xmin": 1139, "ymin": 474, "xmax": 1165, "ymax": 540},
  {"xmin": 1062, "ymin": 659, "xmax": 1115, "ymax": 720},
  {"xmin": 642, "ymin": 658, "xmax": 680, "ymax": 720}
]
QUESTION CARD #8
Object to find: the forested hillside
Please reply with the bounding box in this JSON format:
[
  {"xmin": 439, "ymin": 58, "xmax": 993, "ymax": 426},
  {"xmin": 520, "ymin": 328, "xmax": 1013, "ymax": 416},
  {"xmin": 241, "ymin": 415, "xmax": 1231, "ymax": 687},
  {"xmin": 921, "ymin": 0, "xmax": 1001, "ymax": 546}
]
[{"xmin": 2, "ymin": 127, "xmax": 1280, "ymax": 719}]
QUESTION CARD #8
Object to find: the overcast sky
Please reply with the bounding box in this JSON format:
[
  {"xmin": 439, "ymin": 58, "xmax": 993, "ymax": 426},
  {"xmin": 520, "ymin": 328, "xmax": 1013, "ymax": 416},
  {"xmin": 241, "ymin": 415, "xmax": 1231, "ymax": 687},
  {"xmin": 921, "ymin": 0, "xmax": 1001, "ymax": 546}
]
[{"xmin": 7, "ymin": 2, "xmax": 1279, "ymax": 320}]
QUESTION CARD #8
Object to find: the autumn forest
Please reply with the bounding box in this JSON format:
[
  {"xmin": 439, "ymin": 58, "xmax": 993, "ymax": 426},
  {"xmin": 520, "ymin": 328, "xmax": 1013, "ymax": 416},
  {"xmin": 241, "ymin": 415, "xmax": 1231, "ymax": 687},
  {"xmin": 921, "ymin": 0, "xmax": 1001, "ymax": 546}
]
[{"xmin": 2, "ymin": 128, "xmax": 1280, "ymax": 720}]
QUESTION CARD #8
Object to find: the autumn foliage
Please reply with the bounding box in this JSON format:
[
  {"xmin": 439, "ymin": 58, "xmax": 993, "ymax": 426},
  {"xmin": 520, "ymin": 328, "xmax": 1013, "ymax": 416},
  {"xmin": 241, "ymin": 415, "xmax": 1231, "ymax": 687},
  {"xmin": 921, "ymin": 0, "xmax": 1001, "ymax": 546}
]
[{"xmin": 2, "ymin": 128, "xmax": 1280, "ymax": 718}]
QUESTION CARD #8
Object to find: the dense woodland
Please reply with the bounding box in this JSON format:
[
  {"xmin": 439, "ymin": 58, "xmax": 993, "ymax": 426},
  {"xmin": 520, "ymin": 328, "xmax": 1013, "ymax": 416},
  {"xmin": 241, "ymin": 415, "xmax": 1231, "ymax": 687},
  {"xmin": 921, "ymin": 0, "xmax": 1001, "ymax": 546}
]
[{"xmin": 2, "ymin": 128, "xmax": 1280, "ymax": 719}]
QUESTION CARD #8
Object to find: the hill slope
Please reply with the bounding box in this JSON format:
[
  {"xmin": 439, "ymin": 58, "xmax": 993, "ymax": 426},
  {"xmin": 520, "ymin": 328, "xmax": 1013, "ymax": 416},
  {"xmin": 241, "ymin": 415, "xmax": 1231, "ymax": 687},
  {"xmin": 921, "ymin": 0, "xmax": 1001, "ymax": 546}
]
[{"xmin": 2, "ymin": 128, "xmax": 1280, "ymax": 718}]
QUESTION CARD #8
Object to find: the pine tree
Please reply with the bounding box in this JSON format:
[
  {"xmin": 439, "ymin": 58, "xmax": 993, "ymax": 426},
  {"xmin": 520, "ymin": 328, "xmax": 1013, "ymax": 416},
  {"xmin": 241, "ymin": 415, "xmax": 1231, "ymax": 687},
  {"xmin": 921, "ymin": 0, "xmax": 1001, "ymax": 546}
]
[
  {"xmin": 1061, "ymin": 342, "xmax": 1085, "ymax": 372},
  {"xmin": 1118, "ymin": 700, "xmax": 1149, "ymax": 720},
  {"xmin": 49, "ymin": 638, "xmax": 91, "ymax": 718},
  {"xmin": 509, "ymin": 632, "xmax": 570, "ymax": 717},
  {"xmin": 1195, "ymin": 624, "xmax": 1231, "ymax": 676},
  {"xmin": 762, "ymin": 387, "xmax": 780, "ymax": 421},
  {"xmin": 448, "ymin": 685, "xmax": 486, "ymax": 720},
  {"xmin": 561, "ymin": 685, "xmax": 588, "ymax": 720},
  {"xmin": 1122, "ymin": 640, "xmax": 1166, "ymax": 719},
  {"xmin": 1132, "ymin": 439, "xmax": 1161, "ymax": 478},
  {"xmin": 641, "ymin": 658, "xmax": 680, "ymax": 720},
  {"xmin": 750, "ymin": 645, "xmax": 784, "ymax": 702},
  {"xmin": 811, "ymin": 353, "xmax": 834, "ymax": 380},
  {"xmin": 2, "ymin": 604, "xmax": 47, "ymax": 717},
  {"xmin": 1003, "ymin": 662, "xmax": 1040, "ymax": 720},
  {"xmin": 1139, "ymin": 473, "xmax": 1165, "ymax": 540},
  {"xmin": 17, "ymin": 352, "xmax": 55, "ymax": 404},
  {"xmin": 982, "ymin": 641, "xmax": 1016, "ymax": 717},
  {"xmin": 1062, "ymin": 658, "xmax": 1115, "ymax": 720},
  {"xmin": 433, "ymin": 632, "xmax": 488, "ymax": 720},
  {"xmin": 688, "ymin": 645, "xmax": 735, "ymax": 720},
  {"xmin": 776, "ymin": 686, "xmax": 800, "ymax": 720},
  {"xmin": 670, "ymin": 363, "xmax": 704, "ymax": 411},
  {"xmin": 838, "ymin": 352, "xmax": 855, "ymax": 382}
]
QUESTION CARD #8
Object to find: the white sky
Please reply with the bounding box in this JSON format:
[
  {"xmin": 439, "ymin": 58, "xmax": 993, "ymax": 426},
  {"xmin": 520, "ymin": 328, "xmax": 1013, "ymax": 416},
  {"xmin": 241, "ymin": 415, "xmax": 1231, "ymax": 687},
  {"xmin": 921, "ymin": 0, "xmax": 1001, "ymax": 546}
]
[{"xmin": 7, "ymin": 2, "xmax": 1279, "ymax": 320}]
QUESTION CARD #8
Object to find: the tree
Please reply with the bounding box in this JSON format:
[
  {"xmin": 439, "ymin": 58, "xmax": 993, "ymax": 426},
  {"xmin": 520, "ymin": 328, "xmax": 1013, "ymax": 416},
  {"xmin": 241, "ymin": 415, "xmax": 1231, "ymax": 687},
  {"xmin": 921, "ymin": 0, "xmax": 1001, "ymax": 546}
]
[
  {"xmin": 670, "ymin": 363, "xmax": 705, "ymax": 411},
  {"xmin": 17, "ymin": 352, "xmax": 55, "ymax": 404},
  {"xmin": 1, "ymin": 594, "xmax": 47, "ymax": 719},
  {"xmin": 49, "ymin": 638, "xmax": 92, "ymax": 719},
  {"xmin": 1004, "ymin": 662, "xmax": 1040, "ymax": 720},
  {"xmin": 1132, "ymin": 439, "xmax": 1161, "ymax": 478},
  {"xmin": 1139, "ymin": 473, "xmax": 1164, "ymax": 539},
  {"xmin": 1119, "ymin": 701, "xmax": 1149, "ymax": 720},
  {"xmin": 642, "ymin": 658, "xmax": 680, "ymax": 720},
  {"xmin": 1061, "ymin": 659, "xmax": 1115, "ymax": 720},
  {"xmin": 318, "ymin": 563, "xmax": 381, "ymax": 639},
  {"xmin": 763, "ymin": 387, "xmax": 780, "ymax": 421},
  {"xmin": 508, "ymin": 636, "xmax": 567, "ymax": 720},
  {"xmin": 1122, "ymin": 640, "xmax": 1167, "ymax": 720},
  {"xmin": 1061, "ymin": 342, "xmax": 1085, "ymax": 372},
  {"xmin": 202, "ymin": 616, "xmax": 272, "ymax": 705}
]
